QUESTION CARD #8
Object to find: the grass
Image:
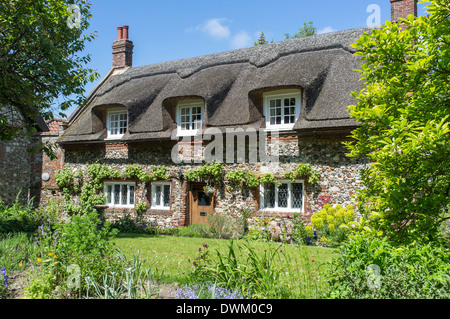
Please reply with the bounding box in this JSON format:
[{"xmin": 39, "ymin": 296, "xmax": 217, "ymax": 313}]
[
  {"xmin": 0, "ymin": 231, "xmax": 337, "ymax": 299},
  {"xmin": 0, "ymin": 232, "xmax": 35, "ymax": 272},
  {"xmin": 113, "ymin": 233, "xmax": 337, "ymax": 292}
]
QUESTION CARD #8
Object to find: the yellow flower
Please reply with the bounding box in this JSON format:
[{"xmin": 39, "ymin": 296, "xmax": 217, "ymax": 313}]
[
  {"xmin": 54, "ymin": 262, "xmax": 58, "ymax": 265},
  {"xmin": 37, "ymin": 258, "xmax": 42, "ymax": 263},
  {"xmin": 19, "ymin": 262, "xmax": 23, "ymax": 267},
  {"xmin": 49, "ymin": 253, "xmax": 53, "ymax": 257},
  {"xmin": 54, "ymin": 255, "xmax": 57, "ymax": 259}
]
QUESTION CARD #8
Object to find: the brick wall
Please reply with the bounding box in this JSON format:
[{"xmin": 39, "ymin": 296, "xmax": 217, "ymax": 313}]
[{"xmin": 391, "ymin": 0, "xmax": 417, "ymax": 22}]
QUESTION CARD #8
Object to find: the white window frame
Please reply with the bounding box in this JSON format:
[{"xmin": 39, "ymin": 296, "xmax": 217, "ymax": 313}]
[
  {"xmin": 106, "ymin": 109, "xmax": 128, "ymax": 139},
  {"xmin": 151, "ymin": 181, "xmax": 171, "ymax": 210},
  {"xmin": 104, "ymin": 181, "xmax": 135, "ymax": 208},
  {"xmin": 263, "ymin": 89, "xmax": 302, "ymax": 131},
  {"xmin": 259, "ymin": 179, "xmax": 304, "ymax": 213},
  {"xmin": 176, "ymin": 101, "xmax": 204, "ymax": 136}
]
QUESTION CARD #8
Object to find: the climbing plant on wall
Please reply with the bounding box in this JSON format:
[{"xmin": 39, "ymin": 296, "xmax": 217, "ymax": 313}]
[{"xmin": 55, "ymin": 163, "xmax": 169, "ymax": 215}]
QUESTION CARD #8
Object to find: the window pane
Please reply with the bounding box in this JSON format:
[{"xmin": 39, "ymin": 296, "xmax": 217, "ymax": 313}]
[
  {"xmin": 119, "ymin": 113, "xmax": 127, "ymax": 134},
  {"xmin": 106, "ymin": 185, "xmax": 112, "ymax": 204},
  {"xmin": 114, "ymin": 185, "xmax": 120, "ymax": 205},
  {"xmin": 198, "ymin": 192, "xmax": 211, "ymax": 206},
  {"xmin": 292, "ymin": 183, "xmax": 303, "ymax": 209},
  {"xmin": 278, "ymin": 183, "xmax": 288, "ymax": 208},
  {"xmin": 121, "ymin": 185, "xmax": 128, "ymax": 205},
  {"xmin": 163, "ymin": 185, "xmax": 170, "ymax": 207},
  {"xmin": 191, "ymin": 106, "xmax": 202, "ymax": 130},
  {"xmin": 155, "ymin": 185, "xmax": 161, "ymax": 206},
  {"xmin": 180, "ymin": 107, "xmax": 191, "ymax": 130},
  {"xmin": 263, "ymin": 183, "xmax": 275, "ymax": 208},
  {"xmin": 129, "ymin": 185, "xmax": 135, "ymax": 205},
  {"xmin": 110, "ymin": 115, "xmax": 118, "ymax": 135}
]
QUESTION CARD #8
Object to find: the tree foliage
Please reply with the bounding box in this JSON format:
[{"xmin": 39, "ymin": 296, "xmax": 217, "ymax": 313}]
[
  {"xmin": 284, "ymin": 21, "xmax": 316, "ymax": 39},
  {"xmin": 0, "ymin": 0, "xmax": 98, "ymax": 141},
  {"xmin": 253, "ymin": 31, "xmax": 273, "ymax": 46},
  {"xmin": 345, "ymin": 0, "xmax": 450, "ymax": 244},
  {"xmin": 254, "ymin": 21, "xmax": 317, "ymax": 46}
]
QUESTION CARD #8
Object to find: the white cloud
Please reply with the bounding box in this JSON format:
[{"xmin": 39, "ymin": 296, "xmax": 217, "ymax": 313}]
[
  {"xmin": 197, "ymin": 18, "xmax": 231, "ymax": 39},
  {"xmin": 187, "ymin": 18, "xmax": 253, "ymax": 49},
  {"xmin": 231, "ymin": 31, "xmax": 252, "ymax": 49},
  {"xmin": 317, "ymin": 26, "xmax": 337, "ymax": 35}
]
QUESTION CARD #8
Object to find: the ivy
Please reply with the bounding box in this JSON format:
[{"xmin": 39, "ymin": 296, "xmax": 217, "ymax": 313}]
[
  {"xmin": 55, "ymin": 167, "xmax": 75, "ymax": 190},
  {"xmin": 225, "ymin": 169, "xmax": 259, "ymax": 191},
  {"xmin": 259, "ymin": 173, "xmax": 280, "ymax": 186},
  {"xmin": 283, "ymin": 163, "xmax": 321, "ymax": 184},
  {"xmin": 87, "ymin": 163, "xmax": 122, "ymax": 190},
  {"xmin": 184, "ymin": 162, "xmax": 223, "ymax": 183},
  {"xmin": 125, "ymin": 165, "xmax": 170, "ymax": 182}
]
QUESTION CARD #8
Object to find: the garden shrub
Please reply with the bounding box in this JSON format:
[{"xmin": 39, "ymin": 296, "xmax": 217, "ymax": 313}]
[
  {"xmin": 175, "ymin": 224, "xmax": 213, "ymax": 238},
  {"xmin": 110, "ymin": 214, "xmax": 158, "ymax": 235},
  {"xmin": 311, "ymin": 204, "xmax": 356, "ymax": 247},
  {"xmin": 29, "ymin": 212, "xmax": 123, "ymax": 297},
  {"xmin": 246, "ymin": 216, "xmax": 275, "ymax": 242},
  {"xmin": 326, "ymin": 232, "xmax": 450, "ymax": 299},
  {"xmin": 0, "ymin": 199, "xmax": 40, "ymax": 233}
]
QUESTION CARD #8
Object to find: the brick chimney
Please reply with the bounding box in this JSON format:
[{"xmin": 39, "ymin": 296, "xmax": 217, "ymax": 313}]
[
  {"xmin": 112, "ymin": 26, "xmax": 134, "ymax": 68},
  {"xmin": 390, "ymin": 0, "xmax": 418, "ymax": 22}
]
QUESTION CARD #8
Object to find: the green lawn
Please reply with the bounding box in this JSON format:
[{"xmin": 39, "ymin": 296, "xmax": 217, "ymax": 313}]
[{"xmin": 113, "ymin": 233, "xmax": 338, "ymax": 286}]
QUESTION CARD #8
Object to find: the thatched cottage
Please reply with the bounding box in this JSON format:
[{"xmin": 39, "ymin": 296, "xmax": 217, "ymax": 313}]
[{"xmin": 4, "ymin": 0, "xmax": 418, "ymax": 230}]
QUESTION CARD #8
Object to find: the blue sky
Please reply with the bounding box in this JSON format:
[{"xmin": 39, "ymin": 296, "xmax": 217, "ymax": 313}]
[{"xmin": 63, "ymin": 0, "xmax": 430, "ymax": 116}]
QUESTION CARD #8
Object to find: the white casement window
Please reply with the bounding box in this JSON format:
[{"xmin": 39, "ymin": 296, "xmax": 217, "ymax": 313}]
[
  {"xmin": 104, "ymin": 182, "xmax": 135, "ymax": 207},
  {"xmin": 151, "ymin": 182, "xmax": 171, "ymax": 209},
  {"xmin": 176, "ymin": 101, "xmax": 204, "ymax": 136},
  {"xmin": 107, "ymin": 109, "xmax": 128, "ymax": 139},
  {"xmin": 260, "ymin": 180, "xmax": 304, "ymax": 212},
  {"xmin": 263, "ymin": 89, "xmax": 301, "ymax": 130}
]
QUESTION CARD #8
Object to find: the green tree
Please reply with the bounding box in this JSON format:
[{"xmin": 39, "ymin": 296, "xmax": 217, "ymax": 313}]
[
  {"xmin": 253, "ymin": 30, "xmax": 273, "ymax": 46},
  {"xmin": 284, "ymin": 21, "xmax": 317, "ymax": 39},
  {"xmin": 0, "ymin": 0, "xmax": 98, "ymax": 146},
  {"xmin": 345, "ymin": 0, "xmax": 450, "ymax": 244}
]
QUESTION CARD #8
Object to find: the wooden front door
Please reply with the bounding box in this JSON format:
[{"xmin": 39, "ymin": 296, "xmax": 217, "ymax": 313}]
[{"xmin": 190, "ymin": 186, "xmax": 215, "ymax": 225}]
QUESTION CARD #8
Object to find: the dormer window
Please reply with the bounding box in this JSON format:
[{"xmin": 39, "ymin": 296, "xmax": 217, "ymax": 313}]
[
  {"xmin": 263, "ymin": 89, "xmax": 301, "ymax": 131},
  {"xmin": 107, "ymin": 108, "xmax": 128, "ymax": 139},
  {"xmin": 176, "ymin": 100, "xmax": 204, "ymax": 136}
]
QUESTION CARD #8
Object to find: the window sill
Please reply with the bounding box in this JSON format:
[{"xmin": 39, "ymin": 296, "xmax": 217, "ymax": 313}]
[
  {"xmin": 150, "ymin": 206, "xmax": 170, "ymax": 210},
  {"xmin": 264, "ymin": 126, "xmax": 295, "ymax": 132},
  {"xmin": 176, "ymin": 130, "xmax": 201, "ymax": 137},
  {"xmin": 106, "ymin": 205, "xmax": 135, "ymax": 209},
  {"xmin": 259, "ymin": 208, "xmax": 304, "ymax": 213},
  {"xmin": 105, "ymin": 136, "xmax": 124, "ymax": 140}
]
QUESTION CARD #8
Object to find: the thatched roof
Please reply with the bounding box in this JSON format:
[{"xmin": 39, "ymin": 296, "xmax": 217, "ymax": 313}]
[{"xmin": 60, "ymin": 27, "xmax": 370, "ymax": 144}]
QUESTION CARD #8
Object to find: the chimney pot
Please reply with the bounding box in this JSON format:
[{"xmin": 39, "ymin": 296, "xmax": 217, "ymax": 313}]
[
  {"xmin": 117, "ymin": 26, "xmax": 123, "ymax": 40},
  {"xmin": 122, "ymin": 26, "xmax": 129, "ymax": 40}
]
